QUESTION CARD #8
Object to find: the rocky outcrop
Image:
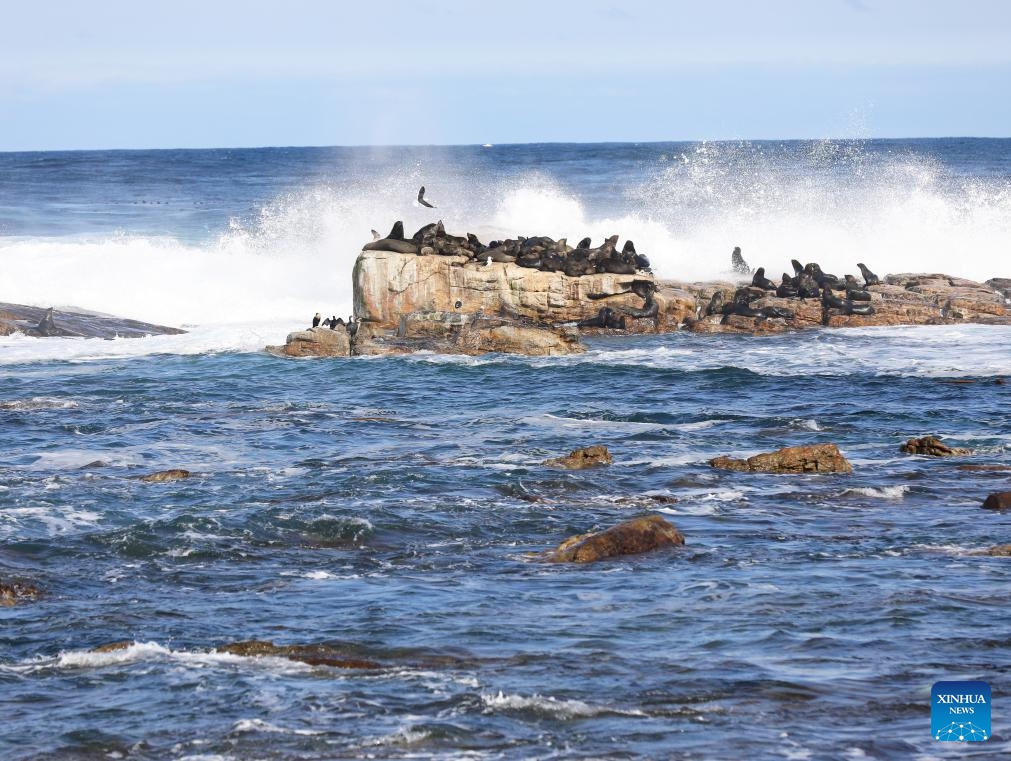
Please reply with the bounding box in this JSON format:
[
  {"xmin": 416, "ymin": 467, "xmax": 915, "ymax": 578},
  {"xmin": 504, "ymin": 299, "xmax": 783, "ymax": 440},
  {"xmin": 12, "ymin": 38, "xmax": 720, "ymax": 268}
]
[
  {"xmin": 544, "ymin": 445, "xmax": 613, "ymax": 469},
  {"xmin": 353, "ymin": 312, "xmax": 584, "ymax": 357},
  {"xmin": 138, "ymin": 469, "xmax": 191, "ymax": 482},
  {"xmin": 219, "ymin": 640, "xmax": 381, "ymax": 669},
  {"xmin": 900, "ymin": 436, "xmax": 971, "ymax": 457},
  {"xmin": 1, "ymin": 579, "xmax": 43, "ymax": 605},
  {"xmin": 353, "ymin": 250, "xmax": 678, "ymax": 329},
  {"xmin": 539, "ymin": 515, "xmax": 685, "ymax": 563},
  {"xmin": 982, "ymin": 492, "xmax": 1011, "ymax": 510},
  {"xmin": 710, "ymin": 443, "xmax": 853, "ymax": 474},
  {"xmin": 978, "ymin": 544, "xmax": 1011, "ymax": 556},
  {"xmin": 266, "ymin": 326, "xmax": 351, "ymax": 358},
  {"xmin": 0, "ymin": 302, "xmax": 185, "ymax": 338}
]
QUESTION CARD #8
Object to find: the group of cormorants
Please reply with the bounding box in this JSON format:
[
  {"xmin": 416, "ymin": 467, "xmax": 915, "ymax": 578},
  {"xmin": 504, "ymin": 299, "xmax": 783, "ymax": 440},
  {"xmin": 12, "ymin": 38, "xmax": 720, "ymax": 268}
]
[
  {"xmin": 364, "ymin": 220, "xmax": 652, "ymax": 277},
  {"xmin": 311, "ymin": 312, "xmax": 358, "ymax": 337},
  {"xmin": 711, "ymin": 248, "xmax": 883, "ymax": 319}
]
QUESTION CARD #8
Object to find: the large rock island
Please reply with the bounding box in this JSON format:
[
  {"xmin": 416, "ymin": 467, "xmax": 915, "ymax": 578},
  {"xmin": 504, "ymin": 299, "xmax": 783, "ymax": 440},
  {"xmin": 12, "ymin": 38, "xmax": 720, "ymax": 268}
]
[{"xmin": 267, "ymin": 221, "xmax": 1010, "ymax": 357}]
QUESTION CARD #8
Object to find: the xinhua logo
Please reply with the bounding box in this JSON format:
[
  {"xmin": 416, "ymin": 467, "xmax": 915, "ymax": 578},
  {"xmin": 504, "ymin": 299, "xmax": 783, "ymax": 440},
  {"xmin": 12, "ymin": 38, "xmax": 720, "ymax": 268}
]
[{"xmin": 932, "ymin": 681, "xmax": 990, "ymax": 741}]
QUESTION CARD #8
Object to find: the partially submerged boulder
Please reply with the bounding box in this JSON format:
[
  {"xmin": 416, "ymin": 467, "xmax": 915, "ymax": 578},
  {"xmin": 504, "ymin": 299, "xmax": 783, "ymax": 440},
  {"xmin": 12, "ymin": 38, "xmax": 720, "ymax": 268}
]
[
  {"xmin": 709, "ymin": 443, "xmax": 852, "ymax": 474},
  {"xmin": 138, "ymin": 469, "xmax": 191, "ymax": 482},
  {"xmin": 1, "ymin": 579, "xmax": 43, "ymax": 605},
  {"xmin": 219, "ymin": 640, "xmax": 381, "ymax": 669},
  {"xmin": 900, "ymin": 435, "xmax": 970, "ymax": 457},
  {"xmin": 544, "ymin": 445, "xmax": 613, "ymax": 469},
  {"xmin": 266, "ymin": 326, "xmax": 351, "ymax": 358},
  {"xmin": 539, "ymin": 515, "xmax": 685, "ymax": 563},
  {"xmin": 982, "ymin": 492, "xmax": 1011, "ymax": 510},
  {"xmin": 976, "ymin": 544, "xmax": 1011, "ymax": 556}
]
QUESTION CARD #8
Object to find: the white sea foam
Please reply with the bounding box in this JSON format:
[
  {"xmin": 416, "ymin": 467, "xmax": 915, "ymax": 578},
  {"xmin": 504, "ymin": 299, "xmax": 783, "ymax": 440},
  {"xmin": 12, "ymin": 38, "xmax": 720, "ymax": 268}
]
[
  {"xmin": 1, "ymin": 641, "xmax": 312, "ymax": 675},
  {"xmin": 481, "ymin": 690, "xmax": 645, "ymax": 719},
  {"xmin": 842, "ymin": 485, "xmax": 909, "ymax": 500},
  {"xmin": 231, "ymin": 718, "xmax": 322, "ymax": 736}
]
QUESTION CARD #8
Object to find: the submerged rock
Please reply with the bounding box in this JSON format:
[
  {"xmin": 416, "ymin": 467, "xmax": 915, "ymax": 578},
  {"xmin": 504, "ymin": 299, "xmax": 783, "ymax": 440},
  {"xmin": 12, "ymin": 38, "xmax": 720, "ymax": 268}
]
[
  {"xmin": 709, "ymin": 443, "xmax": 852, "ymax": 474},
  {"xmin": 539, "ymin": 514, "xmax": 685, "ymax": 563},
  {"xmin": 219, "ymin": 640, "xmax": 381, "ymax": 669},
  {"xmin": 977, "ymin": 544, "xmax": 1011, "ymax": 556},
  {"xmin": 138, "ymin": 469, "xmax": 191, "ymax": 482},
  {"xmin": 982, "ymin": 492, "xmax": 1011, "ymax": 510},
  {"xmin": 0, "ymin": 579, "xmax": 43, "ymax": 605},
  {"xmin": 957, "ymin": 464, "xmax": 1011, "ymax": 472},
  {"xmin": 900, "ymin": 435, "xmax": 970, "ymax": 457},
  {"xmin": 544, "ymin": 445, "xmax": 613, "ymax": 469}
]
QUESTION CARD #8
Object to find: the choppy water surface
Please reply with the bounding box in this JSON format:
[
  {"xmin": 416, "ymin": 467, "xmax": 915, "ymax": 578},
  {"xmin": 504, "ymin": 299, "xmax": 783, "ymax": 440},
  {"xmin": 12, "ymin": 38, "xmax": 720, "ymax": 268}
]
[{"xmin": 3, "ymin": 328, "xmax": 1011, "ymax": 759}]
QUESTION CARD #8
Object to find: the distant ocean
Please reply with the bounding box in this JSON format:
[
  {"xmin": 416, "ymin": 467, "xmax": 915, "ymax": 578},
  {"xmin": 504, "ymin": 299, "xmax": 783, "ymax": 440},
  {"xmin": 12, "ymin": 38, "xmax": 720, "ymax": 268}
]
[{"xmin": 2, "ymin": 140, "xmax": 1011, "ymax": 759}]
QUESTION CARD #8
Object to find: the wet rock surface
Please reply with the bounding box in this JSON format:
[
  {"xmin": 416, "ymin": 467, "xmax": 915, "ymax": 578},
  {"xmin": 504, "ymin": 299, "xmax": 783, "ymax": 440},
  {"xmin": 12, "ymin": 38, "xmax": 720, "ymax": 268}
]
[
  {"xmin": 0, "ymin": 579, "xmax": 44, "ymax": 605},
  {"xmin": 219, "ymin": 640, "xmax": 382, "ymax": 669},
  {"xmin": 709, "ymin": 443, "xmax": 853, "ymax": 474},
  {"xmin": 0, "ymin": 302, "xmax": 185, "ymax": 339},
  {"xmin": 539, "ymin": 515, "xmax": 686, "ymax": 563},
  {"xmin": 138, "ymin": 469, "xmax": 191, "ymax": 482},
  {"xmin": 982, "ymin": 492, "xmax": 1011, "ymax": 510},
  {"xmin": 544, "ymin": 445, "xmax": 614, "ymax": 469},
  {"xmin": 900, "ymin": 436, "xmax": 971, "ymax": 457}
]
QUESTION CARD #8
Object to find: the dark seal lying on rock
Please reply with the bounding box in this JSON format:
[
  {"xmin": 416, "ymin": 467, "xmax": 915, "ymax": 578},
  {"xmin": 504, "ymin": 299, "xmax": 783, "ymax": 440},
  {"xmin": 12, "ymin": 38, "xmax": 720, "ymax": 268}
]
[
  {"xmin": 709, "ymin": 443, "xmax": 853, "ymax": 474},
  {"xmin": 537, "ymin": 515, "xmax": 685, "ymax": 563}
]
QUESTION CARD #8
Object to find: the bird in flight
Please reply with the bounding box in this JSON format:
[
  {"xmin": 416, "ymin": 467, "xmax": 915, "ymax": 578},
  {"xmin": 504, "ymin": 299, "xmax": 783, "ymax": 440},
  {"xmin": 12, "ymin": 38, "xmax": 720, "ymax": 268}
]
[{"xmin": 417, "ymin": 186, "xmax": 436, "ymax": 208}]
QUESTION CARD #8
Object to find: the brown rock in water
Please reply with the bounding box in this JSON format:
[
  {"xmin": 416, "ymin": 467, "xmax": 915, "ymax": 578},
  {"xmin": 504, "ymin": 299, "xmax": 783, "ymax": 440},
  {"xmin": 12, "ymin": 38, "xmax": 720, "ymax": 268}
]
[
  {"xmin": 266, "ymin": 326, "xmax": 351, "ymax": 358},
  {"xmin": 982, "ymin": 492, "xmax": 1011, "ymax": 510},
  {"xmin": 0, "ymin": 579, "xmax": 43, "ymax": 605},
  {"xmin": 219, "ymin": 640, "xmax": 381, "ymax": 669},
  {"xmin": 978, "ymin": 544, "xmax": 1011, "ymax": 556},
  {"xmin": 957, "ymin": 464, "xmax": 1011, "ymax": 472},
  {"xmin": 93, "ymin": 641, "xmax": 133, "ymax": 652},
  {"xmin": 709, "ymin": 443, "xmax": 852, "ymax": 474},
  {"xmin": 900, "ymin": 436, "xmax": 970, "ymax": 457},
  {"xmin": 540, "ymin": 514, "xmax": 685, "ymax": 563},
  {"xmin": 545, "ymin": 445, "xmax": 613, "ymax": 469},
  {"xmin": 139, "ymin": 469, "xmax": 191, "ymax": 482},
  {"xmin": 353, "ymin": 249, "xmax": 664, "ymax": 329}
]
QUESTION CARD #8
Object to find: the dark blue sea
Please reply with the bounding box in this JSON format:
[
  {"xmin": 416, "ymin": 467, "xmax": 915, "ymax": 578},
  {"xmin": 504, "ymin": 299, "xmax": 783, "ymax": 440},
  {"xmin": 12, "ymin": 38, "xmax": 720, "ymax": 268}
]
[{"xmin": 2, "ymin": 140, "xmax": 1011, "ymax": 759}]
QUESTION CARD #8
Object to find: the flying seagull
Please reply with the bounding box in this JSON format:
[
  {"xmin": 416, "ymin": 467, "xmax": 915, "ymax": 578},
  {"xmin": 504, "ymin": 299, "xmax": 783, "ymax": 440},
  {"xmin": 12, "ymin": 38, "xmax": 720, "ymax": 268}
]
[{"xmin": 417, "ymin": 186, "xmax": 436, "ymax": 208}]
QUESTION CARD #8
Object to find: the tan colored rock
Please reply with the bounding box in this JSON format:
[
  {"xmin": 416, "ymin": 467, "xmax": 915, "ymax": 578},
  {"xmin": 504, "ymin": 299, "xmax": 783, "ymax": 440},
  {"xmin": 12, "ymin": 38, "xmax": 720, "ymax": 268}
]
[
  {"xmin": 219, "ymin": 640, "xmax": 381, "ymax": 669},
  {"xmin": 900, "ymin": 436, "xmax": 971, "ymax": 457},
  {"xmin": 266, "ymin": 326, "xmax": 351, "ymax": 358},
  {"xmin": 709, "ymin": 443, "xmax": 852, "ymax": 474},
  {"xmin": 353, "ymin": 250, "xmax": 668, "ymax": 329},
  {"xmin": 355, "ymin": 311, "xmax": 584, "ymax": 357},
  {"xmin": 979, "ymin": 544, "xmax": 1011, "ymax": 556},
  {"xmin": 139, "ymin": 469, "xmax": 191, "ymax": 482},
  {"xmin": 1, "ymin": 579, "xmax": 43, "ymax": 605},
  {"xmin": 957, "ymin": 464, "xmax": 1011, "ymax": 472},
  {"xmin": 540, "ymin": 515, "xmax": 685, "ymax": 563},
  {"xmin": 93, "ymin": 641, "xmax": 133, "ymax": 652},
  {"xmin": 545, "ymin": 445, "xmax": 613, "ymax": 469},
  {"xmin": 982, "ymin": 492, "xmax": 1011, "ymax": 510}
]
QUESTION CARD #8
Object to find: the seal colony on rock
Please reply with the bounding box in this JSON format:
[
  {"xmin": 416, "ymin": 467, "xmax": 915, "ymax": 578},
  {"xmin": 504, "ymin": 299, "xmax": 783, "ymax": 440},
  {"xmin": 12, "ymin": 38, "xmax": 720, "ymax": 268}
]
[{"xmin": 363, "ymin": 220, "xmax": 651, "ymax": 277}]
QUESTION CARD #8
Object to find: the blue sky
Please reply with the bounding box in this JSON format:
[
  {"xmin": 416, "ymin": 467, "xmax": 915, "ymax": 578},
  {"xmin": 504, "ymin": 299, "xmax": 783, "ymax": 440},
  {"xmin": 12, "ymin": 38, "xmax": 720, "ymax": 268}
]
[{"xmin": 2, "ymin": 0, "xmax": 1009, "ymax": 150}]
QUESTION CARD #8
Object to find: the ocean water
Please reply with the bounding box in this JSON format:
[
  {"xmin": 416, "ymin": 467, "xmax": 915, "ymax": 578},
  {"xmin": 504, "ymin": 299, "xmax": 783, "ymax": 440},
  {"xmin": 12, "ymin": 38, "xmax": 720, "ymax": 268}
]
[{"xmin": 2, "ymin": 140, "xmax": 1011, "ymax": 759}]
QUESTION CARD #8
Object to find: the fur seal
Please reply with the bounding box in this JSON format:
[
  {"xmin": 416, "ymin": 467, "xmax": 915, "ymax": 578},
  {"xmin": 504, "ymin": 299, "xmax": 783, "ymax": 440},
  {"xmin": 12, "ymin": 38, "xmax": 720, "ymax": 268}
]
[
  {"xmin": 751, "ymin": 267, "xmax": 777, "ymax": 291},
  {"xmin": 576, "ymin": 237, "xmax": 591, "ymax": 249},
  {"xmin": 417, "ymin": 186, "xmax": 435, "ymax": 208},
  {"xmin": 776, "ymin": 273, "xmax": 798, "ymax": 298},
  {"xmin": 577, "ymin": 306, "xmax": 626, "ymax": 329},
  {"xmin": 857, "ymin": 263, "xmax": 881, "ymax": 287},
  {"xmin": 704, "ymin": 290, "xmax": 725, "ymax": 316},
  {"xmin": 731, "ymin": 246, "xmax": 750, "ymax": 275},
  {"xmin": 371, "ymin": 229, "xmax": 380, "ymax": 241}
]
